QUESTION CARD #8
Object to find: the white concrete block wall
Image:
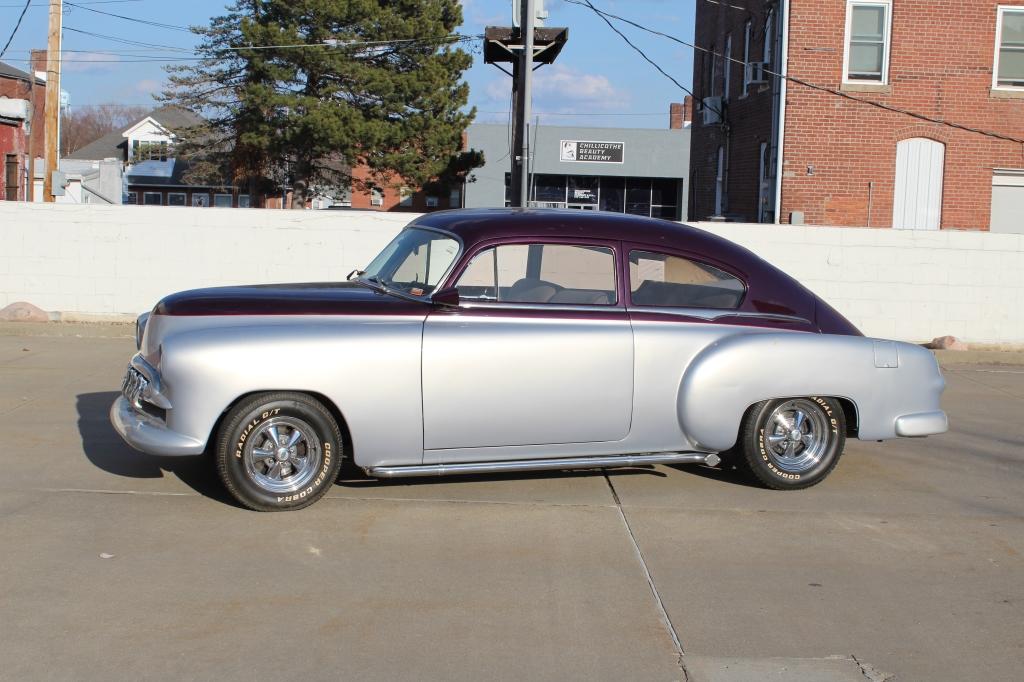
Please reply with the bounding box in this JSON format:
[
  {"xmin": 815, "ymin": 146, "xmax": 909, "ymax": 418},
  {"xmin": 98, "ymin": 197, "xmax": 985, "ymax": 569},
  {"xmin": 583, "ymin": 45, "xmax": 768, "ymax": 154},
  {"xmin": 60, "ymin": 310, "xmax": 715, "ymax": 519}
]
[
  {"xmin": 1, "ymin": 203, "xmax": 413, "ymax": 318},
  {"xmin": 1, "ymin": 203, "xmax": 1022, "ymax": 343},
  {"xmin": 695, "ymin": 222, "xmax": 1024, "ymax": 344}
]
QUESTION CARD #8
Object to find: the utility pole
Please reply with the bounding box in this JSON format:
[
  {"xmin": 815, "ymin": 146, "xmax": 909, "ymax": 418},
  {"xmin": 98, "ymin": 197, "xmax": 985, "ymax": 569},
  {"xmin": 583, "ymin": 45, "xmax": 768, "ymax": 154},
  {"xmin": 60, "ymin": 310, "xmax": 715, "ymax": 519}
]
[
  {"xmin": 43, "ymin": 0, "xmax": 62, "ymax": 203},
  {"xmin": 515, "ymin": 0, "xmax": 535, "ymax": 208},
  {"xmin": 482, "ymin": 6, "xmax": 566, "ymax": 206}
]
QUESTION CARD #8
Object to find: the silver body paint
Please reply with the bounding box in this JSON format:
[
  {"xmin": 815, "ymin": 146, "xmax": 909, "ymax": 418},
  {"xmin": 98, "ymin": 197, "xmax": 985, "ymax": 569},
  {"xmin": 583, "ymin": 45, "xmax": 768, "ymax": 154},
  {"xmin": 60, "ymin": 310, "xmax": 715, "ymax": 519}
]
[{"xmin": 111, "ymin": 302, "xmax": 947, "ymax": 469}]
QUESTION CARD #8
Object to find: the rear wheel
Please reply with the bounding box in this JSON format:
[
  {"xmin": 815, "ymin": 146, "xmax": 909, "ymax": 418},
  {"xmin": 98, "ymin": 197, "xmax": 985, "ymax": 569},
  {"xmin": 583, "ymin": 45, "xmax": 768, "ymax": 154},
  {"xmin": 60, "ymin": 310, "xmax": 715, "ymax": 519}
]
[
  {"xmin": 736, "ymin": 397, "xmax": 845, "ymax": 490},
  {"xmin": 215, "ymin": 392, "xmax": 343, "ymax": 511}
]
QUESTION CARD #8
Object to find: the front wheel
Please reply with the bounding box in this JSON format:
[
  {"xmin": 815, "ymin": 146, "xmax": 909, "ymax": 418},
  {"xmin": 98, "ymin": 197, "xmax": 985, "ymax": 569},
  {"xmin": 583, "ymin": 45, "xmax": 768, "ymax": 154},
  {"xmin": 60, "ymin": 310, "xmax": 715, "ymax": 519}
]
[
  {"xmin": 215, "ymin": 392, "xmax": 344, "ymax": 511},
  {"xmin": 736, "ymin": 397, "xmax": 846, "ymax": 490}
]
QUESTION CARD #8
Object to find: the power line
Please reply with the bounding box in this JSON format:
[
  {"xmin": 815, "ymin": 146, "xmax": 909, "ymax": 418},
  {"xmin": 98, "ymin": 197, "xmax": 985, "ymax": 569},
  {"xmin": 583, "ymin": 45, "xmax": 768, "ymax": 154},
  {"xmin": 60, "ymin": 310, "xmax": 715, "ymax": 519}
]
[
  {"xmin": 0, "ymin": 0, "xmax": 31, "ymax": 60},
  {"xmin": 2, "ymin": 34, "xmax": 481, "ymax": 63},
  {"xmin": 568, "ymin": 0, "xmax": 1024, "ymax": 146},
  {"xmin": 63, "ymin": 1, "xmax": 193, "ymax": 31},
  {"xmin": 0, "ymin": 0, "xmax": 140, "ymax": 5},
  {"xmin": 64, "ymin": 26, "xmax": 193, "ymax": 52},
  {"xmin": 573, "ymin": 0, "xmax": 721, "ymax": 119}
]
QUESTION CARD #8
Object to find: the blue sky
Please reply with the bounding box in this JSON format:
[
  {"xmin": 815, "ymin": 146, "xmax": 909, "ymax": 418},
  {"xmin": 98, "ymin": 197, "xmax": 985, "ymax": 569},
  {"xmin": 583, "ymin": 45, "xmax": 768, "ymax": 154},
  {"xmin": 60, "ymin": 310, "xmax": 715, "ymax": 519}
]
[{"xmin": 1, "ymin": 0, "xmax": 696, "ymax": 129}]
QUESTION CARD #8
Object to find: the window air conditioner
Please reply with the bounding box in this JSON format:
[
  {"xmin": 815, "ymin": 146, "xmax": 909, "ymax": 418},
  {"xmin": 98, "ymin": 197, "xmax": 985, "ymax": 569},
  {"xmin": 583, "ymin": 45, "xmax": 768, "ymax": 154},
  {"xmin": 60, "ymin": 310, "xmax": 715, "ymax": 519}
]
[{"xmin": 702, "ymin": 97, "xmax": 723, "ymax": 125}]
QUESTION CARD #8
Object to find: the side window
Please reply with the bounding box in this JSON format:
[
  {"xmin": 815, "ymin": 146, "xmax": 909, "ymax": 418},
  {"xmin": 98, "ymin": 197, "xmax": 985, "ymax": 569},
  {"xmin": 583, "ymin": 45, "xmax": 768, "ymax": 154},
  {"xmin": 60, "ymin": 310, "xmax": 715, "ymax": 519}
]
[
  {"xmin": 629, "ymin": 250, "xmax": 744, "ymax": 310},
  {"xmin": 391, "ymin": 236, "xmax": 460, "ymax": 289},
  {"xmin": 456, "ymin": 244, "xmax": 617, "ymax": 305}
]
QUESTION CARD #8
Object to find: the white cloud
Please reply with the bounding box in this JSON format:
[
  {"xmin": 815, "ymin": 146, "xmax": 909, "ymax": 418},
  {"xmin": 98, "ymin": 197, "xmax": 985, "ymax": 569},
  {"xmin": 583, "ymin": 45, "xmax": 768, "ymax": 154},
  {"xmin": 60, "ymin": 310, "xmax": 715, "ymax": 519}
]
[
  {"xmin": 62, "ymin": 52, "xmax": 119, "ymax": 73},
  {"xmin": 135, "ymin": 79, "xmax": 162, "ymax": 95},
  {"xmin": 482, "ymin": 64, "xmax": 624, "ymax": 113}
]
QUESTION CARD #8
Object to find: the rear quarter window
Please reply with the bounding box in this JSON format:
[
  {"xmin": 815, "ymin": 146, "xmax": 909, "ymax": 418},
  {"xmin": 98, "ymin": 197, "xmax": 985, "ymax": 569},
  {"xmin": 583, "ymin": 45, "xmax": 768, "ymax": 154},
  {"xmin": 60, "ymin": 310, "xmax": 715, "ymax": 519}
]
[{"xmin": 629, "ymin": 250, "xmax": 745, "ymax": 309}]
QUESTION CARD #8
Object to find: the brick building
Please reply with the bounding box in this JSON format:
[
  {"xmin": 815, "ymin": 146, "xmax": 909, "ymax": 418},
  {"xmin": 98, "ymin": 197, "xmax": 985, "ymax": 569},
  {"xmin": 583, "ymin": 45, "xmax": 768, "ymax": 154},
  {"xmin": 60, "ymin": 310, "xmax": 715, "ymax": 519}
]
[
  {"xmin": 690, "ymin": 0, "xmax": 1024, "ymax": 231},
  {"xmin": 0, "ymin": 58, "xmax": 46, "ymax": 202}
]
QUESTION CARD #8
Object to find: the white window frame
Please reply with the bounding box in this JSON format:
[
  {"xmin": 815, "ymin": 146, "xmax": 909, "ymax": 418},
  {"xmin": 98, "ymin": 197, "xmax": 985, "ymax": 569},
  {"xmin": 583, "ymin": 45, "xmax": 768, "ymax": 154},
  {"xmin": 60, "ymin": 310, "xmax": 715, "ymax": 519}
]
[
  {"xmin": 167, "ymin": 192, "xmax": 186, "ymax": 206},
  {"xmin": 723, "ymin": 34, "xmax": 733, "ymax": 100},
  {"xmin": 742, "ymin": 21, "xmax": 752, "ymax": 96},
  {"xmin": 214, "ymin": 193, "xmax": 233, "ymax": 208},
  {"xmin": 142, "ymin": 191, "xmax": 162, "ymax": 206},
  {"xmin": 842, "ymin": 0, "xmax": 893, "ymax": 85},
  {"xmin": 994, "ymin": 6, "xmax": 1024, "ymax": 90},
  {"xmin": 710, "ymin": 43, "xmax": 718, "ymax": 97},
  {"xmin": 399, "ymin": 186, "xmax": 413, "ymax": 207}
]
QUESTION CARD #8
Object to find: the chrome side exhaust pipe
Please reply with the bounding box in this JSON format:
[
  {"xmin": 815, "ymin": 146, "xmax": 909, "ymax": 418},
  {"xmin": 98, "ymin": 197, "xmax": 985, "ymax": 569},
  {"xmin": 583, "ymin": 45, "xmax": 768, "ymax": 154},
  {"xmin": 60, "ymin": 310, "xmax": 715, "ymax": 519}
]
[{"xmin": 368, "ymin": 452, "xmax": 721, "ymax": 478}]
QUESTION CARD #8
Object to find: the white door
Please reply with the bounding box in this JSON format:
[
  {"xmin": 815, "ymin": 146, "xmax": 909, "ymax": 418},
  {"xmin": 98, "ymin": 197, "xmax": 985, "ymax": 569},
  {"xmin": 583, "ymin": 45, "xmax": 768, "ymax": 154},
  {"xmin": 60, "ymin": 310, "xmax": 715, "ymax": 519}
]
[{"xmin": 893, "ymin": 138, "xmax": 944, "ymax": 230}]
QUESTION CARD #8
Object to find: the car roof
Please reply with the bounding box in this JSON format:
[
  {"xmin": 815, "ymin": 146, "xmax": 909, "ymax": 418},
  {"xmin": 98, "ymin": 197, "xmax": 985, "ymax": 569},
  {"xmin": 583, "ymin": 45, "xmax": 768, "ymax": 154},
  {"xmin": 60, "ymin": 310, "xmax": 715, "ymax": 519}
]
[{"xmin": 410, "ymin": 208, "xmax": 757, "ymax": 265}]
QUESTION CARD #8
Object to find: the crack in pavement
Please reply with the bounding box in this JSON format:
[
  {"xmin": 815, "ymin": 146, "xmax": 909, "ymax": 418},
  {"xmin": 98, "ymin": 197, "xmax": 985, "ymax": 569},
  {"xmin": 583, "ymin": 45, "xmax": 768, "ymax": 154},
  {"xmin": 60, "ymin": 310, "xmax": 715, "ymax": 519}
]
[
  {"xmin": 851, "ymin": 654, "xmax": 895, "ymax": 681},
  {"xmin": 603, "ymin": 469, "xmax": 690, "ymax": 682}
]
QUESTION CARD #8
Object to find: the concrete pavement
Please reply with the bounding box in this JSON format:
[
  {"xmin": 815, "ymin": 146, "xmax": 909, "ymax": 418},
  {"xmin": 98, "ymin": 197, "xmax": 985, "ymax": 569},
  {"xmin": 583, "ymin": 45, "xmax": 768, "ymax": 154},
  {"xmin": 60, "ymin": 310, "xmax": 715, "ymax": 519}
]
[{"xmin": 1, "ymin": 331, "xmax": 1022, "ymax": 680}]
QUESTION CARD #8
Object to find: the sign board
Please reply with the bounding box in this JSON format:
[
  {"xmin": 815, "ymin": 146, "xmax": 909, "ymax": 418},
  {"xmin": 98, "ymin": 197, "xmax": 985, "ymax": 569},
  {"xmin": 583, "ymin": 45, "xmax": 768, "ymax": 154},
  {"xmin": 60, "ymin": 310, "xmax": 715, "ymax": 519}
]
[{"xmin": 559, "ymin": 140, "xmax": 624, "ymax": 164}]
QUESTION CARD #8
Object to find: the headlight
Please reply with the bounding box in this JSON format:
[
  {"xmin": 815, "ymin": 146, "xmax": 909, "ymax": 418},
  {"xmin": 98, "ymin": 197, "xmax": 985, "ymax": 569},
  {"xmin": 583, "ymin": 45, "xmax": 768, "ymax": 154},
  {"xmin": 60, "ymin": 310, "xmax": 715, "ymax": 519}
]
[{"xmin": 135, "ymin": 311, "xmax": 151, "ymax": 350}]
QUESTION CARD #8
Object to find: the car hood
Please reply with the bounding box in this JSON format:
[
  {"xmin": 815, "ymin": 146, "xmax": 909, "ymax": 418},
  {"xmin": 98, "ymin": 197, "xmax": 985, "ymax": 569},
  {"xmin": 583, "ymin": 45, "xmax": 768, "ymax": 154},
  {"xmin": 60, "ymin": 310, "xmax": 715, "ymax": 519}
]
[{"xmin": 153, "ymin": 282, "xmax": 430, "ymax": 317}]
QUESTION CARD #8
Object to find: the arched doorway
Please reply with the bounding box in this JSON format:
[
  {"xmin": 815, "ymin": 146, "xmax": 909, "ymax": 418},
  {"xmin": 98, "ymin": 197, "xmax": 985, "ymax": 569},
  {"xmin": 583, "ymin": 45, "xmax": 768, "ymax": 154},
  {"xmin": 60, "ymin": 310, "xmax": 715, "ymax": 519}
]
[{"xmin": 893, "ymin": 138, "xmax": 944, "ymax": 230}]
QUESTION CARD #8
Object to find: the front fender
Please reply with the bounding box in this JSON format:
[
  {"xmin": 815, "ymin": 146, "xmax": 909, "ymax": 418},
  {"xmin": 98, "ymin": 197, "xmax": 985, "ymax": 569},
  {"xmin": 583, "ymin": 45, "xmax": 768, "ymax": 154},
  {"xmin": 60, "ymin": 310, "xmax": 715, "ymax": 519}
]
[
  {"xmin": 678, "ymin": 333, "xmax": 946, "ymax": 452},
  {"xmin": 156, "ymin": 317, "xmax": 425, "ymax": 467}
]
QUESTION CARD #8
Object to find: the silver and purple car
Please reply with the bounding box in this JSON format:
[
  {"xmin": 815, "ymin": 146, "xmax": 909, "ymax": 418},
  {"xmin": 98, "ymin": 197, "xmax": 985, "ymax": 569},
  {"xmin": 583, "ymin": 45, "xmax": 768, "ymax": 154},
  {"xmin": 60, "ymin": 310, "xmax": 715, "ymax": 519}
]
[{"xmin": 111, "ymin": 208, "xmax": 947, "ymax": 511}]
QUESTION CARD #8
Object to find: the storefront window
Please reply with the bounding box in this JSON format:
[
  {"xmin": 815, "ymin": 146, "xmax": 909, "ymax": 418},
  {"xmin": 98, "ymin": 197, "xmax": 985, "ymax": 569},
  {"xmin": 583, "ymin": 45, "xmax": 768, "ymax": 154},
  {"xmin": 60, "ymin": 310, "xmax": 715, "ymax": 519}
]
[
  {"xmin": 567, "ymin": 176, "xmax": 599, "ymax": 205},
  {"xmin": 533, "ymin": 174, "xmax": 566, "ymax": 204},
  {"xmin": 626, "ymin": 179, "xmax": 652, "ymax": 216},
  {"xmin": 599, "ymin": 176, "xmax": 625, "ymax": 213}
]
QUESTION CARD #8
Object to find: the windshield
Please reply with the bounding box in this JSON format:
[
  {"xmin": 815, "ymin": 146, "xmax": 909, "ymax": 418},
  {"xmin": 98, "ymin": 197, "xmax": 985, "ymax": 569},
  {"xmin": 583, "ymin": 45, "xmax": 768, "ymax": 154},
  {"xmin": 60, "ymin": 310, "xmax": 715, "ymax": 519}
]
[{"xmin": 360, "ymin": 227, "xmax": 461, "ymax": 297}]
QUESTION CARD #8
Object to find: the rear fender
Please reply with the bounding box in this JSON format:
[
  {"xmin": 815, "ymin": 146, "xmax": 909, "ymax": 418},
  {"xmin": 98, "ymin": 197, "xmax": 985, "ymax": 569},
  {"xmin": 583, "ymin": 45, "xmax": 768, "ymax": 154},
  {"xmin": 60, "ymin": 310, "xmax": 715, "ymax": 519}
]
[{"xmin": 678, "ymin": 333, "xmax": 944, "ymax": 451}]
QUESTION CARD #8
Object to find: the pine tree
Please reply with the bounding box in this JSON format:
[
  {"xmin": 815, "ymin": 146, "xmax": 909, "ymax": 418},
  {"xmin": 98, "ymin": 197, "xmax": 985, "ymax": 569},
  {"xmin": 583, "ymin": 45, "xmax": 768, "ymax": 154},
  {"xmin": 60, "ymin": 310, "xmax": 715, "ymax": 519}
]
[{"xmin": 161, "ymin": 0, "xmax": 477, "ymax": 207}]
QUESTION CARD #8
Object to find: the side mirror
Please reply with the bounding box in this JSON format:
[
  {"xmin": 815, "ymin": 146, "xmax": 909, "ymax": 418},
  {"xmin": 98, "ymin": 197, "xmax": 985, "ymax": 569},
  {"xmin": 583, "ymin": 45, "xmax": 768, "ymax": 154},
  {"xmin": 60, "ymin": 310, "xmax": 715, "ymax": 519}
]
[{"xmin": 431, "ymin": 287, "xmax": 460, "ymax": 307}]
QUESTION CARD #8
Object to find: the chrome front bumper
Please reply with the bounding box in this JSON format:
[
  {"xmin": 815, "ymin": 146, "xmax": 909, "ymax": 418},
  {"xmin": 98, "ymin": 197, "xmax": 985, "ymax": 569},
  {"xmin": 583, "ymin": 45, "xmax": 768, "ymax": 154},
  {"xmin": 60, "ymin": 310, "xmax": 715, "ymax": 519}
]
[{"xmin": 110, "ymin": 396, "xmax": 206, "ymax": 456}]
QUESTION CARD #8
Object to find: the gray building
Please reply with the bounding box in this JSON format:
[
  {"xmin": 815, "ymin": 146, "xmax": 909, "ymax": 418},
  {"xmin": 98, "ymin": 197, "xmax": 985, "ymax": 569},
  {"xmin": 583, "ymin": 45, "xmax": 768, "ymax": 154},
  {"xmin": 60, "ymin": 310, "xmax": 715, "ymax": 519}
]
[{"xmin": 464, "ymin": 121, "xmax": 690, "ymax": 220}]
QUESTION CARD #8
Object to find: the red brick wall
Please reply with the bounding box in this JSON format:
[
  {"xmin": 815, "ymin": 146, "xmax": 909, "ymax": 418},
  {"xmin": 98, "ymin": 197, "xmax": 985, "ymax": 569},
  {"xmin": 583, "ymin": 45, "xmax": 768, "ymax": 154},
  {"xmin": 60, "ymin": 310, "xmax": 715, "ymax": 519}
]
[
  {"xmin": 690, "ymin": 0, "xmax": 777, "ymax": 222},
  {"xmin": 348, "ymin": 162, "xmax": 457, "ymax": 212},
  {"xmin": 781, "ymin": 0, "xmax": 1024, "ymax": 228}
]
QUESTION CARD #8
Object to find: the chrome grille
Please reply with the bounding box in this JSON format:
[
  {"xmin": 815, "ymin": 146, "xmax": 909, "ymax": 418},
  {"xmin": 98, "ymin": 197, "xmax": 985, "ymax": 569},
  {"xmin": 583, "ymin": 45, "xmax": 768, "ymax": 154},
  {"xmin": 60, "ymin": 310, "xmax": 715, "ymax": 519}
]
[{"xmin": 121, "ymin": 366, "xmax": 149, "ymax": 408}]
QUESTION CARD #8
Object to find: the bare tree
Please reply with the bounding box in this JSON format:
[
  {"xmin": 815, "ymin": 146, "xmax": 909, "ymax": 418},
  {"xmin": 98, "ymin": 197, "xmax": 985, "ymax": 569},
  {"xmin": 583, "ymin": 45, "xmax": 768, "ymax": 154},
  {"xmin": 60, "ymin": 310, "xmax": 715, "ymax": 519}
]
[{"xmin": 61, "ymin": 105, "xmax": 150, "ymax": 157}]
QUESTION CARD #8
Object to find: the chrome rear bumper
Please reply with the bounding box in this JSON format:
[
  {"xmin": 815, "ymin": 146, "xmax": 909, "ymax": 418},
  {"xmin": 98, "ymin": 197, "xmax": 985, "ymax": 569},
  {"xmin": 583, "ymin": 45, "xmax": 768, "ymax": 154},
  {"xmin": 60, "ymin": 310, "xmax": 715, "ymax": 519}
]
[
  {"xmin": 894, "ymin": 410, "xmax": 949, "ymax": 437},
  {"xmin": 110, "ymin": 396, "xmax": 205, "ymax": 456}
]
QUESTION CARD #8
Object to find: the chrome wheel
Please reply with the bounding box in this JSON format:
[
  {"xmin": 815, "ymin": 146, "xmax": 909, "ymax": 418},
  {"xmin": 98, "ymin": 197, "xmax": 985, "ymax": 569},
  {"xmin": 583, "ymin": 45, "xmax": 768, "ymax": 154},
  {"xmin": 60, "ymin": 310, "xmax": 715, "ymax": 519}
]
[
  {"xmin": 763, "ymin": 399, "xmax": 830, "ymax": 474},
  {"xmin": 243, "ymin": 416, "xmax": 323, "ymax": 494}
]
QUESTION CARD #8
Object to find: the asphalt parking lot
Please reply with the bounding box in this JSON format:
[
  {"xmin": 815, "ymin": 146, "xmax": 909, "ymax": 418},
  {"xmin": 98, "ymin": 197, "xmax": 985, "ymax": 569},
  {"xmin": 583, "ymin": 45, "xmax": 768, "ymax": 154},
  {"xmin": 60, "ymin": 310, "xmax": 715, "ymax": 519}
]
[{"xmin": 1, "ymin": 327, "xmax": 1022, "ymax": 681}]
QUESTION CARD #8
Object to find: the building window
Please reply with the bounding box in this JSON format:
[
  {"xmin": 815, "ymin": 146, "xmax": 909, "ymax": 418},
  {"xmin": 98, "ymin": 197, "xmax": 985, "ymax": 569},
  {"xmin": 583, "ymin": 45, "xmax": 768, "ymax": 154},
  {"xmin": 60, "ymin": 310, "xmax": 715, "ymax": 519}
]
[
  {"xmin": 650, "ymin": 178, "xmax": 679, "ymax": 220},
  {"xmin": 449, "ymin": 187, "xmax": 461, "ymax": 208},
  {"xmin": 132, "ymin": 140, "xmax": 169, "ymax": 162},
  {"xmin": 425, "ymin": 195, "xmax": 439, "ymax": 208},
  {"xmin": 709, "ymin": 43, "xmax": 717, "ymax": 97},
  {"xmin": 124, "ymin": 191, "xmax": 137, "ymax": 205},
  {"xmin": 214, "ymin": 193, "xmax": 232, "ymax": 208},
  {"xmin": 995, "ymin": 7, "xmax": 1024, "ymax": 89},
  {"xmin": 192, "ymin": 193, "xmax": 210, "ymax": 207},
  {"xmin": 764, "ymin": 10, "xmax": 774, "ymax": 64},
  {"xmin": 715, "ymin": 146, "xmax": 726, "ymax": 216},
  {"xmin": 844, "ymin": 0, "xmax": 892, "ymax": 83},
  {"xmin": 238, "ymin": 194, "xmax": 250, "ymax": 208},
  {"xmin": 742, "ymin": 21, "xmax": 752, "ymax": 96},
  {"xmin": 5, "ymin": 154, "xmax": 18, "ymax": 201},
  {"xmin": 370, "ymin": 187, "xmax": 383, "ymax": 206},
  {"xmin": 143, "ymin": 192, "xmax": 162, "ymax": 205},
  {"xmin": 399, "ymin": 186, "xmax": 413, "ymax": 207},
  {"xmin": 723, "ymin": 34, "xmax": 732, "ymax": 100},
  {"xmin": 168, "ymin": 192, "xmax": 186, "ymax": 206}
]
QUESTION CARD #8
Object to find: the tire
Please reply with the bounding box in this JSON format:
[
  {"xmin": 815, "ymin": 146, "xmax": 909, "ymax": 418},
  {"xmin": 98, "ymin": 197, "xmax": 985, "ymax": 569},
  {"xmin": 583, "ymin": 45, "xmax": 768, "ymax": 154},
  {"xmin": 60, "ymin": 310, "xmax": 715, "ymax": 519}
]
[
  {"xmin": 736, "ymin": 397, "xmax": 846, "ymax": 490},
  {"xmin": 215, "ymin": 392, "xmax": 344, "ymax": 511}
]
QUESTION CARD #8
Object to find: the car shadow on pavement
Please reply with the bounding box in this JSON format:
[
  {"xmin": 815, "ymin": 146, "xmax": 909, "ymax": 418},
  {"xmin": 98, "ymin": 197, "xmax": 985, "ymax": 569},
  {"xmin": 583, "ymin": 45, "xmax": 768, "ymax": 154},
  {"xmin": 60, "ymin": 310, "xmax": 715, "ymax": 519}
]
[
  {"xmin": 76, "ymin": 392, "xmax": 236, "ymax": 505},
  {"xmin": 666, "ymin": 459, "xmax": 764, "ymax": 488}
]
